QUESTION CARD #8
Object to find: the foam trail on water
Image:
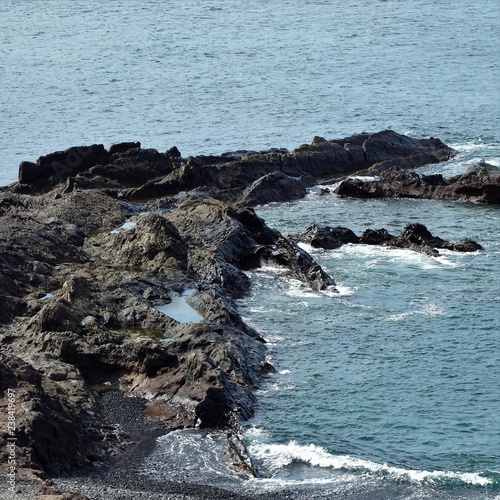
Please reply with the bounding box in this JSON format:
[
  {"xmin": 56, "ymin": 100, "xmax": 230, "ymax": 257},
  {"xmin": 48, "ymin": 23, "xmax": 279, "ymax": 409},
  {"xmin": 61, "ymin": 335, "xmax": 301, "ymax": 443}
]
[{"xmin": 247, "ymin": 439, "xmax": 493, "ymax": 487}]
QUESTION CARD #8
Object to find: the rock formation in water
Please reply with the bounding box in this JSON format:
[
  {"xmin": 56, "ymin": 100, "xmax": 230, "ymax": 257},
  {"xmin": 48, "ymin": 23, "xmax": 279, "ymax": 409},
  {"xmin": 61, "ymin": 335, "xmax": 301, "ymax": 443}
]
[
  {"xmin": 290, "ymin": 223, "xmax": 483, "ymax": 257},
  {"xmin": 335, "ymin": 163, "xmax": 500, "ymax": 204},
  {"xmin": 0, "ymin": 131, "xmax": 457, "ymax": 478}
]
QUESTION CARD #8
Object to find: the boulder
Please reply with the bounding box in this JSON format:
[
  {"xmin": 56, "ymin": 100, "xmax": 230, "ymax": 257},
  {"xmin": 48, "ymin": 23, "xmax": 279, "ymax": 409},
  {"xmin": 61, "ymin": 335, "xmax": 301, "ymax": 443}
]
[
  {"xmin": 359, "ymin": 228, "xmax": 396, "ymax": 245},
  {"xmin": 240, "ymin": 171, "xmax": 308, "ymax": 206},
  {"xmin": 290, "ymin": 225, "xmax": 359, "ymax": 249},
  {"xmin": 94, "ymin": 213, "xmax": 187, "ymax": 271}
]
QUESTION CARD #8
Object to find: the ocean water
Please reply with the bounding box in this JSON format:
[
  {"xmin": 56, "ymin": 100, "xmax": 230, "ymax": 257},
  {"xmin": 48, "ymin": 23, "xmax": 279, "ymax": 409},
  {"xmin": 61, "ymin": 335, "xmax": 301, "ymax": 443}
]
[
  {"xmin": 2, "ymin": 1, "xmax": 499, "ymax": 498},
  {"xmin": 238, "ymin": 182, "xmax": 500, "ymax": 498},
  {"xmin": 1, "ymin": 0, "xmax": 499, "ymax": 186}
]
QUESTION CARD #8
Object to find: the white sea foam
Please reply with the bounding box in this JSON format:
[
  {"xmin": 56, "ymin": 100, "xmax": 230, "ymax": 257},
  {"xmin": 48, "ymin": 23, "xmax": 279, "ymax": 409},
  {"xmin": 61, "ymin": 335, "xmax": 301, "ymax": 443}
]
[
  {"xmin": 386, "ymin": 303, "xmax": 444, "ymax": 322},
  {"xmin": 247, "ymin": 439, "xmax": 493, "ymax": 487},
  {"xmin": 346, "ymin": 175, "xmax": 379, "ymax": 182},
  {"xmin": 341, "ymin": 243, "xmax": 463, "ymax": 270},
  {"xmin": 296, "ymin": 242, "xmax": 316, "ymax": 253},
  {"xmin": 253, "ymin": 265, "xmax": 288, "ymax": 276},
  {"xmin": 335, "ymin": 284, "xmax": 355, "ymax": 296},
  {"xmin": 386, "ymin": 311, "xmax": 414, "ymax": 322}
]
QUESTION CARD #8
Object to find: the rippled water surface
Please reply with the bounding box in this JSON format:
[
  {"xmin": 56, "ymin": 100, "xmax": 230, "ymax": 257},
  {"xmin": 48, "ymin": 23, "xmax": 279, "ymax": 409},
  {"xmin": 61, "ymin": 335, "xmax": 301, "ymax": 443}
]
[
  {"xmin": 237, "ymin": 188, "xmax": 499, "ymax": 496},
  {"xmin": 2, "ymin": 1, "xmax": 499, "ymax": 498},
  {"xmin": 1, "ymin": 0, "xmax": 499, "ymax": 185}
]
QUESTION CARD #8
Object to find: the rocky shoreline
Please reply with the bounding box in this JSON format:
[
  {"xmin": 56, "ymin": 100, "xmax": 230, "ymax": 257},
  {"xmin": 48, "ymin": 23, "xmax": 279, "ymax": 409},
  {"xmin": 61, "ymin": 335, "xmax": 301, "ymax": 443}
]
[
  {"xmin": 335, "ymin": 163, "xmax": 500, "ymax": 204},
  {"xmin": 0, "ymin": 130, "xmax": 491, "ymax": 498}
]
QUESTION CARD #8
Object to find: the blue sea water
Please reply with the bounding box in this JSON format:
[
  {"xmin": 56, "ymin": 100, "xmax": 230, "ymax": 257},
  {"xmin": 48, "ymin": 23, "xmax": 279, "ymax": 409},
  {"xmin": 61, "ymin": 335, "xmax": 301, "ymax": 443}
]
[
  {"xmin": 238, "ymin": 185, "xmax": 500, "ymax": 497},
  {"xmin": 1, "ymin": 0, "xmax": 499, "ymax": 185},
  {"xmin": 2, "ymin": 0, "xmax": 499, "ymax": 498}
]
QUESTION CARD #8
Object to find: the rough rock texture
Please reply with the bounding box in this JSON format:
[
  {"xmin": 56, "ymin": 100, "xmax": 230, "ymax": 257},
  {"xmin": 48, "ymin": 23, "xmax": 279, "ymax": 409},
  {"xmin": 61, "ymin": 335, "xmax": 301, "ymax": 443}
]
[
  {"xmin": 336, "ymin": 163, "xmax": 500, "ymax": 204},
  {"xmin": 8, "ymin": 131, "xmax": 453, "ymax": 205},
  {"xmin": 0, "ymin": 354, "xmax": 107, "ymax": 475},
  {"xmin": 260, "ymin": 237, "xmax": 336, "ymax": 291},
  {"xmin": 0, "ymin": 131, "xmax": 456, "ymax": 481},
  {"xmin": 290, "ymin": 225, "xmax": 359, "ymax": 249},
  {"xmin": 0, "ymin": 179, "xmax": 333, "ymax": 479},
  {"xmin": 290, "ymin": 223, "xmax": 483, "ymax": 257},
  {"xmin": 240, "ymin": 171, "xmax": 309, "ymax": 207}
]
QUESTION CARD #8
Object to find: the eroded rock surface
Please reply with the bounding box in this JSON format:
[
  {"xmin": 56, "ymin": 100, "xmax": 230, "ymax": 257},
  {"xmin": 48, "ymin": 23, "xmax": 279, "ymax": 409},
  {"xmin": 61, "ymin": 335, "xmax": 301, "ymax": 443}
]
[
  {"xmin": 0, "ymin": 131, "xmax": 456, "ymax": 478},
  {"xmin": 291, "ymin": 223, "xmax": 483, "ymax": 257},
  {"xmin": 336, "ymin": 163, "xmax": 500, "ymax": 204}
]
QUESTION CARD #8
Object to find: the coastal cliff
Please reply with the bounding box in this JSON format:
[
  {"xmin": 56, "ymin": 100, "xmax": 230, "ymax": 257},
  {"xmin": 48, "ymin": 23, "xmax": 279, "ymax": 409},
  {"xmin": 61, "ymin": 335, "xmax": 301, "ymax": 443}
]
[{"xmin": 1, "ymin": 130, "xmax": 485, "ymax": 483}]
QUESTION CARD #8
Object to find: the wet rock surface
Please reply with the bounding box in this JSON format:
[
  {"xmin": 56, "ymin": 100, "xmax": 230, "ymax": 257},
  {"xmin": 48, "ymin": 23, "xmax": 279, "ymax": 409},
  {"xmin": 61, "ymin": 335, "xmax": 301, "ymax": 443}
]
[
  {"xmin": 0, "ymin": 131, "xmax": 459, "ymax": 493},
  {"xmin": 290, "ymin": 223, "xmax": 483, "ymax": 257},
  {"xmin": 336, "ymin": 163, "xmax": 500, "ymax": 204}
]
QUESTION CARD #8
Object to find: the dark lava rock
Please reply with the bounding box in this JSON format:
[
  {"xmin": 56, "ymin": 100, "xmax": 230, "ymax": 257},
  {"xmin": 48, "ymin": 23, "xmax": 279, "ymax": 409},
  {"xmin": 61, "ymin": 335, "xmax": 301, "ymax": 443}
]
[
  {"xmin": 107, "ymin": 141, "xmax": 141, "ymax": 154},
  {"xmin": 452, "ymin": 238, "xmax": 484, "ymax": 252},
  {"xmin": 222, "ymin": 432, "xmax": 257, "ymax": 478},
  {"xmin": 18, "ymin": 144, "xmax": 108, "ymax": 191},
  {"xmin": 95, "ymin": 212, "xmax": 187, "ymax": 271},
  {"xmin": 289, "ymin": 130, "xmax": 453, "ymax": 179},
  {"xmin": 261, "ymin": 237, "xmax": 337, "ymax": 291},
  {"xmin": 0, "ymin": 354, "xmax": 107, "ymax": 475},
  {"xmin": 0, "ymin": 131, "xmax": 459, "ymax": 480},
  {"xmin": 290, "ymin": 224, "xmax": 359, "ymax": 249},
  {"xmin": 12, "ymin": 131, "xmax": 454, "ymax": 204},
  {"xmin": 336, "ymin": 164, "xmax": 500, "ymax": 204},
  {"xmin": 289, "ymin": 222, "xmax": 483, "ymax": 258},
  {"xmin": 359, "ymin": 228, "xmax": 396, "ymax": 245},
  {"xmin": 240, "ymin": 171, "xmax": 308, "ymax": 206}
]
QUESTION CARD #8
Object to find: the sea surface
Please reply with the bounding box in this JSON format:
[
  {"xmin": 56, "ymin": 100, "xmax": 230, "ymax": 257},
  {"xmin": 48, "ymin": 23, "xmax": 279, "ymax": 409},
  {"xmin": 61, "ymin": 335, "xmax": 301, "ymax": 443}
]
[{"xmin": 2, "ymin": 0, "xmax": 499, "ymax": 498}]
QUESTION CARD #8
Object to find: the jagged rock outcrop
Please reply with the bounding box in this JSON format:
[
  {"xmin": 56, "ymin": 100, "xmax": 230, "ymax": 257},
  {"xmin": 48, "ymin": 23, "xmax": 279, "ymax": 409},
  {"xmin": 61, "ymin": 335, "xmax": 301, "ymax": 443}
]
[
  {"xmin": 8, "ymin": 131, "xmax": 454, "ymax": 205},
  {"xmin": 260, "ymin": 237, "xmax": 336, "ymax": 291},
  {"xmin": 290, "ymin": 225, "xmax": 359, "ymax": 249},
  {"xmin": 0, "ymin": 190, "xmax": 334, "ymax": 477},
  {"xmin": 0, "ymin": 354, "xmax": 107, "ymax": 475},
  {"xmin": 239, "ymin": 171, "xmax": 310, "ymax": 206},
  {"xmin": 290, "ymin": 223, "xmax": 483, "ymax": 257},
  {"xmin": 336, "ymin": 163, "xmax": 500, "ymax": 204},
  {"xmin": 0, "ymin": 131, "xmax": 456, "ymax": 479}
]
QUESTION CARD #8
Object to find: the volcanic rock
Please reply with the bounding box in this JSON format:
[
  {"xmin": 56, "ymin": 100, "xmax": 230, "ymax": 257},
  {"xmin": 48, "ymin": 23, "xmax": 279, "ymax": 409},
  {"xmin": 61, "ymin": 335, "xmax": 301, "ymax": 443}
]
[
  {"xmin": 336, "ymin": 164, "xmax": 500, "ymax": 204},
  {"xmin": 0, "ymin": 131, "xmax": 457, "ymax": 479},
  {"xmin": 240, "ymin": 171, "xmax": 309, "ymax": 206},
  {"xmin": 290, "ymin": 222, "xmax": 482, "ymax": 258},
  {"xmin": 290, "ymin": 225, "xmax": 359, "ymax": 249}
]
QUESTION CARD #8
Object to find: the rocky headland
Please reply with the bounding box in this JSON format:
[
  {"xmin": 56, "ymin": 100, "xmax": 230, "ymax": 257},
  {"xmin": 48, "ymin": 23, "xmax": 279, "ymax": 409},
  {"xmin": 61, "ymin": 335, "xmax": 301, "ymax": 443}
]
[
  {"xmin": 335, "ymin": 163, "xmax": 500, "ymax": 204},
  {"xmin": 0, "ymin": 130, "xmax": 487, "ymax": 497}
]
